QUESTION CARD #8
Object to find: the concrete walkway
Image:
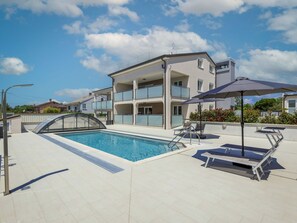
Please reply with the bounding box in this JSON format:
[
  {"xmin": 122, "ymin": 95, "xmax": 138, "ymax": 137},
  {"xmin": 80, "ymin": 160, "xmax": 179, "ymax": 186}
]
[{"xmin": 0, "ymin": 126, "xmax": 297, "ymax": 223}]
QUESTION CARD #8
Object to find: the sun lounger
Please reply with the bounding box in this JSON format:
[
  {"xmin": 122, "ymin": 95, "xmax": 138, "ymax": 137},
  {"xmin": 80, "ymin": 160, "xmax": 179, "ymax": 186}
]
[
  {"xmin": 256, "ymin": 130, "xmax": 282, "ymax": 149},
  {"xmin": 202, "ymin": 148, "xmax": 276, "ymax": 181},
  {"xmin": 173, "ymin": 122, "xmax": 192, "ymax": 135},
  {"xmin": 264, "ymin": 126, "xmax": 285, "ymax": 141}
]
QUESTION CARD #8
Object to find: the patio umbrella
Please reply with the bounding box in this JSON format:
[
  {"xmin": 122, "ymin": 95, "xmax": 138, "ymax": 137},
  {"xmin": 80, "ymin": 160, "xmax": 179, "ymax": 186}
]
[
  {"xmin": 183, "ymin": 98, "xmax": 222, "ymax": 139},
  {"xmin": 196, "ymin": 76, "xmax": 297, "ymax": 156}
]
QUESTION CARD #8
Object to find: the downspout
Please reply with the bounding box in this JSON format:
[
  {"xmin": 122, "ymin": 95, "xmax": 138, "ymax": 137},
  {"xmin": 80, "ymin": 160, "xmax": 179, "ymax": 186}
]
[
  {"xmin": 161, "ymin": 57, "xmax": 167, "ymax": 129},
  {"xmin": 111, "ymin": 77, "xmax": 115, "ymax": 124}
]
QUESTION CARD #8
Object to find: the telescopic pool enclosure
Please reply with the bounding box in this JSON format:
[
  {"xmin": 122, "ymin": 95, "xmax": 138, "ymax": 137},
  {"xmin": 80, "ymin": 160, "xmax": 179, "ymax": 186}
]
[{"xmin": 33, "ymin": 113, "xmax": 106, "ymax": 134}]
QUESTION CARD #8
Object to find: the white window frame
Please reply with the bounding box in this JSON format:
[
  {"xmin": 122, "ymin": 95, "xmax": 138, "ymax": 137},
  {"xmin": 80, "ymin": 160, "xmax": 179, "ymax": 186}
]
[
  {"xmin": 209, "ymin": 65, "xmax": 215, "ymax": 74},
  {"xmin": 173, "ymin": 105, "xmax": 182, "ymax": 115},
  {"xmin": 209, "ymin": 83, "xmax": 214, "ymax": 90},
  {"xmin": 197, "ymin": 58, "xmax": 204, "ymax": 69},
  {"xmin": 82, "ymin": 104, "xmax": 87, "ymax": 110},
  {"xmin": 174, "ymin": 81, "xmax": 182, "ymax": 86},
  {"xmin": 138, "ymin": 106, "xmax": 152, "ymax": 115},
  {"xmin": 197, "ymin": 79, "xmax": 203, "ymax": 92}
]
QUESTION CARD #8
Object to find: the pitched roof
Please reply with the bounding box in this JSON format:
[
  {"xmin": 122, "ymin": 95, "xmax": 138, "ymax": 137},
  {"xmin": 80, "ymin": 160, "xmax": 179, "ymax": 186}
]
[
  {"xmin": 66, "ymin": 94, "xmax": 93, "ymax": 106},
  {"xmin": 108, "ymin": 52, "xmax": 215, "ymax": 77}
]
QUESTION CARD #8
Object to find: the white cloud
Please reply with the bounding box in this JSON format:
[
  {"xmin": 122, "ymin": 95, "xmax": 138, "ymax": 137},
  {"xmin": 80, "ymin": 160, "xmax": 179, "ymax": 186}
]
[
  {"xmin": 0, "ymin": 0, "xmax": 130, "ymax": 17},
  {"xmin": 244, "ymin": 98, "xmax": 253, "ymax": 104},
  {"xmin": 108, "ymin": 5, "xmax": 139, "ymax": 22},
  {"xmin": 63, "ymin": 17, "xmax": 117, "ymax": 35},
  {"xmin": 55, "ymin": 88, "xmax": 95, "ymax": 99},
  {"xmin": 85, "ymin": 27, "xmax": 215, "ymax": 64},
  {"xmin": 266, "ymin": 9, "xmax": 297, "ymax": 44},
  {"xmin": 169, "ymin": 0, "xmax": 244, "ymax": 17},
  {"xmin": 80, "ymin": 54, "xmax": 117, "ymax": 73},
  {"xmin": 167, "ymin": 0, "xmax": 297, "ymax": 17},
  {"xmin": 238, "ymin": 49, "xmax": 297, "ymax": 83},
  {"xmin": 200, "ymin": 16, "xmax": 222, "ymax": 30},
  {"xmin": 82, "ymin": 26, "xmax": 229, "ymax": 72},
  {"xmin": 175, "ymin": 20, "xmax": 190, "ymax": 32},
  {"xmin": 0, "ymin": 57, "xmax": 30, "ymax": 75}
]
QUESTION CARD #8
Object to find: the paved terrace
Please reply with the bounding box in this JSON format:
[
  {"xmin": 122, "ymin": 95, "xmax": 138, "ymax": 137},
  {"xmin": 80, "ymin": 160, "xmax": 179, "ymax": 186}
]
[{"xmin": 0, "ymin": 125, "xmax": 297, "ymax": 223}]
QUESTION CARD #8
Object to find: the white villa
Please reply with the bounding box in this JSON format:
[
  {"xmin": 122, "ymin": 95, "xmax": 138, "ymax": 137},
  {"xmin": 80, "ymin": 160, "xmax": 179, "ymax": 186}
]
[
  {"xmin": 283, "ymin": 94, "xmax": 297, "ymax": 114},
  {"xmin": 67, "ymin": 93, "xmax": 94, "ymax": 114},
  {"xmin": 93, "ymin": 52, "xmax": 235, "ymax": 129}
]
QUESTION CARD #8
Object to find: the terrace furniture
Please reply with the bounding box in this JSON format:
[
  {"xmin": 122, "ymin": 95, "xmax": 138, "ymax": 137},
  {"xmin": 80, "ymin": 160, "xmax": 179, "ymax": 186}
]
[
  {"xmin": 173, "ymin": 122, "xmax": 192, "ymax": 135},
  {"xmin": 201, "ymin": 147, "xmax": 276, "ymax": 181},
  {"xmin": 263, "ymin": 126, "xmax": 285, "ymax": 142},
  {"xmin": 256, "ymin": 130, "xmax": 283, "ymax": 149}
]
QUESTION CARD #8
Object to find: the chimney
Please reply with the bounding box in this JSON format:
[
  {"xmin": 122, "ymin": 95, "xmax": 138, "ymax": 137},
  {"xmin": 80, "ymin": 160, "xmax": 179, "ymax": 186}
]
[{"xmin": 49, "ymin": 99, "xmax": 52, "ymax": 102}]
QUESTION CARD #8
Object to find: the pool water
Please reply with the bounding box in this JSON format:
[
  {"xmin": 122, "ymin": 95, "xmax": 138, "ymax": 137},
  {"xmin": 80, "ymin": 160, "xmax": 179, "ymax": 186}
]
[{"xmin": 58, "ymin": 131, "xmax": 180, "ymax": 162}]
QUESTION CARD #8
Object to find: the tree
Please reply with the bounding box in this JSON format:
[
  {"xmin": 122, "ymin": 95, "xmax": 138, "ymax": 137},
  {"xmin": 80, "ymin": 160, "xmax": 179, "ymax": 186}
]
[
  {"xmin": 254, "ymin": 98, "xmax": 282, "ymax": 111},
  {"xmin": 13, "ymin": 105, "xmax": 35, "ymax": 113}
]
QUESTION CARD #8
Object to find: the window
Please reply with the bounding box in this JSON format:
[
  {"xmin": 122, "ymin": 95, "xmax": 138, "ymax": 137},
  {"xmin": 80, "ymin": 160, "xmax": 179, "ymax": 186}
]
[
  {"xmin": 288, "ymin": 100, "xmax": 296, "ymax": 114},
  {"xmin": 138, "ymin": 106, "xmax": 152, "ymax": 115},
  {"xmin": 197, "ymin": 58, "xmax": 204, "ymax": 69},
  {"xmin": 197, "ymin": 79, "xmax": 203, "ymax": 92},
  {"xmin": 209, "ymin": 65, "xmax": 215, "ymax": 74},
  {"xmin": 82, "ymin": 104, "xmax": 87, "ymax": 110},
  {"xmin": 173, "ymin": 105, "xmax": 182, "ymax": 115},
  {"xmin": 209, "ymin": 83, "xmax": 214, "ymax": 90},
  {"xmin": 174, "ymin": 81, "xmax": 182, "ymax": 86}
]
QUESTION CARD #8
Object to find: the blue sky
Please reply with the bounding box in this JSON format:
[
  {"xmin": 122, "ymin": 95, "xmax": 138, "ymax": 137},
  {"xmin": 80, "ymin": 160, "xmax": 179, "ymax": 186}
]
[{"xmin": 0, "ymin": 0, "xmax": 297, "ymax": 106}]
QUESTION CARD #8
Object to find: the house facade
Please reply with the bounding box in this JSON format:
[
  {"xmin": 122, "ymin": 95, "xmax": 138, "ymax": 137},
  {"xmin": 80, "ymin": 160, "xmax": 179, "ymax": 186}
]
[
  {"xmin": 34, "ymin": 99, "xmax": 67, "ymax": 113},
  {"xmin": 106, "ymin": 52, "xmax": 216, "ymax": 129},
  {"xmin": 67, "ymin": 94, "xmax": 94, "ymax": 114},
  {"xmin": 283, "ymin": 94, "xmax": 297, "ymax": 114}
]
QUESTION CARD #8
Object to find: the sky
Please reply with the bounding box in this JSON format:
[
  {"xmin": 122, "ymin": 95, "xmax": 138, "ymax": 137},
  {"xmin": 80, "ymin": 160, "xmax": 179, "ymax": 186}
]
[{"xmin": 0, "ymin": 0, "xmax": 297, "ymax": 106}]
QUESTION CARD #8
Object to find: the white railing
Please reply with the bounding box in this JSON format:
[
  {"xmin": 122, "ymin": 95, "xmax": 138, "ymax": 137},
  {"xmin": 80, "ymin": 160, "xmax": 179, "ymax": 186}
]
[
  {"xmin": 21, "ymin": 114, "xmax": 59, "ymax": 123},
  {"xmin": 114, "ymin": 115, "xmax": 133, "ymax": 125}
]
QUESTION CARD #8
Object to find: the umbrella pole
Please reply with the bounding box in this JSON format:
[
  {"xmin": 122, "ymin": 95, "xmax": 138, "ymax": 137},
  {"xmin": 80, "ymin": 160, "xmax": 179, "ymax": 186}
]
[
  {"xmin": 240, "ymin": 91, "xmax": 245, "ymax": 156},
  {"xmin": 199, "ymin": 102, "xmax": 202, "ymax": 135}
]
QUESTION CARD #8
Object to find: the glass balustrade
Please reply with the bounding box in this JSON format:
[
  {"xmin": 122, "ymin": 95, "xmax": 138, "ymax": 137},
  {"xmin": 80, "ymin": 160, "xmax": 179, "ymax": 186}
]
[
  {"xmin": 172, "ymin": 115, "xmax": 184, "ymax": 128},
  {"xmin": 114, "ymin": 90, "xmax": 133, "ymax": 102},
  {"xmin": 171, "ymin": 85, "xmax": 190, "ymax": 99},
  {"xmin": 114, "ymin": 115, "xmax": 133, "ymax": 124},
  {"xmin": 136, "ymin": 85, "xmax": 163, "ymax": 100},
  {"xmin": 135, "ymin": 115, "xmax": 163, "ymax": 127},
  {"xmin": 93, "ymin": 100, "xmax": 112, "ymax": 110}
]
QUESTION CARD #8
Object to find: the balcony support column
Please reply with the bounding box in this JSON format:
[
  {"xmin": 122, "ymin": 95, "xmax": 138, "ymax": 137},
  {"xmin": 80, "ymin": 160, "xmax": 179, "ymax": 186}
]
[
  {"xmin": 133, "ymin": 103, "xmax": 138, "ymax": 125},
  {"xmin": 163, "ymin": 66, "xmax": 171, "ymax": 130}
]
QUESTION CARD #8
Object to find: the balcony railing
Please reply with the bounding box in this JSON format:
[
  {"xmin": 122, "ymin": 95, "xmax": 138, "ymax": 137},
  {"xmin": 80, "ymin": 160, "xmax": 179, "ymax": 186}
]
[
  {"xmin": 92, "ymin": 100, "xmax": 112, "ymax": 110},
  {"xmin": 135, "ymin": 115, "xmax": 163, "ymax": 127},
  {"xmin": 171, "ymin": 115, "xmax": 184, "ymax": 128},
  {"xmin": 114, "ymin": 115, "xmax": 133, "ymax": 125},
  {"xmin": 136, "ymin": 85, "xmax": 163, "ymax": 100},
  {"xmin": 171, "ymin": 85, "xmax": 190, "ymax": 99},
  {"xmin": 114, "ymin": 90, "xmax": 133, "ymax": 102}
]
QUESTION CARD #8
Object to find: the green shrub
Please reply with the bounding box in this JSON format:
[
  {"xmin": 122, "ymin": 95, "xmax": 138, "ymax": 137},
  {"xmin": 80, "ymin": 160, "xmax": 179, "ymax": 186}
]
[
  {"xmin": 277, "ymin": 112, "xmax": 297, "ymax": 124},
  {"xmin": 243, "ymin": 109, "xmax": 260, "ymax": 123},
  {"xmin": 43, "ymin": 106, "xmax": 61, "ymax": 113},
  {"xmin": 259, "ymin": 115, "xmax": 277, "ymax": 124}
]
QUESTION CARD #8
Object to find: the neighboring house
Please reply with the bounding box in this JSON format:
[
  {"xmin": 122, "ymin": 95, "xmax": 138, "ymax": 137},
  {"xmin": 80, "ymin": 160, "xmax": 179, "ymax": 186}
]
[
  {"xmin": 92, "ymin": 87, "xmax": 113, "ymax": 123},
  {"xmin": 67, "ymin": 93, "xmax": 94, "ymax": 114},
  {"xmin": 215, "ymin": 59, "xmax": 236, "ymax": 109},
  {"xmin": 34, "ymin": 99, "xmax": 67, "ymax": 113},
  {"xmin": 107, "ymin": 52, "xmax": 217, "ymax": 129},
  {"xmin": 283, "ymin": 94, "xmax": 297, "ymax": 114}
]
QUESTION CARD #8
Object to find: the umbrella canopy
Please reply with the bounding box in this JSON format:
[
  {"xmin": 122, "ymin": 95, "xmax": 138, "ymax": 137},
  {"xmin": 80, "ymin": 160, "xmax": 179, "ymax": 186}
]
[
  {"xmin": 183, "ymin": 98, "xmax": 222, "ymax": 138},
  {"xmin": 197, "ymin": 77, "xmax": 297, "ymax": 156}
]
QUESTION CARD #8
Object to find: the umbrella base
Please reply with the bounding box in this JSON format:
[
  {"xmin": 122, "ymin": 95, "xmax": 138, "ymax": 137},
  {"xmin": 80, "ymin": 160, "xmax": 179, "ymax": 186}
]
[
  {"xmin": 232, "ymin": 163, "xmax": 252, "ymax": 169},
  {"xmin": 199, "ymin": 134, "xmax": 207, "ymax": 139}
]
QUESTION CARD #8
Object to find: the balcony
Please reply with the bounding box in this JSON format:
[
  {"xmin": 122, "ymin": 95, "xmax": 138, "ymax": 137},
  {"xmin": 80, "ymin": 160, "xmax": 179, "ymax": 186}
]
[
  {"xmin": 114, "ymin": 115, "xmax": 133, "ymax": 125},
  {"xmin": 114, "ymin": 90, "xmax": 133, "ymax": 102},
  {"xmin": 135, "ymin": 85, "xmax": 163, "ymax": 100},
  {"xmin": 171, "ymin": 86, "xmax": 190, "ymax": 99},
  {"xmin": 135, "ymin": 115, "xmax": 163, "ymax": 127},
  {"xmin": 92, "ymin": 100, "xmax": 112, "ymax": 110}
]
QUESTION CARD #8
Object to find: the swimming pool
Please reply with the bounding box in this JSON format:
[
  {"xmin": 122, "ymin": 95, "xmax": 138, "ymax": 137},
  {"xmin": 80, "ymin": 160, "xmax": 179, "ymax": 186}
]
[{"xmin": 58, "ymin": 131, "xmax": 180, "ymax": 162}]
